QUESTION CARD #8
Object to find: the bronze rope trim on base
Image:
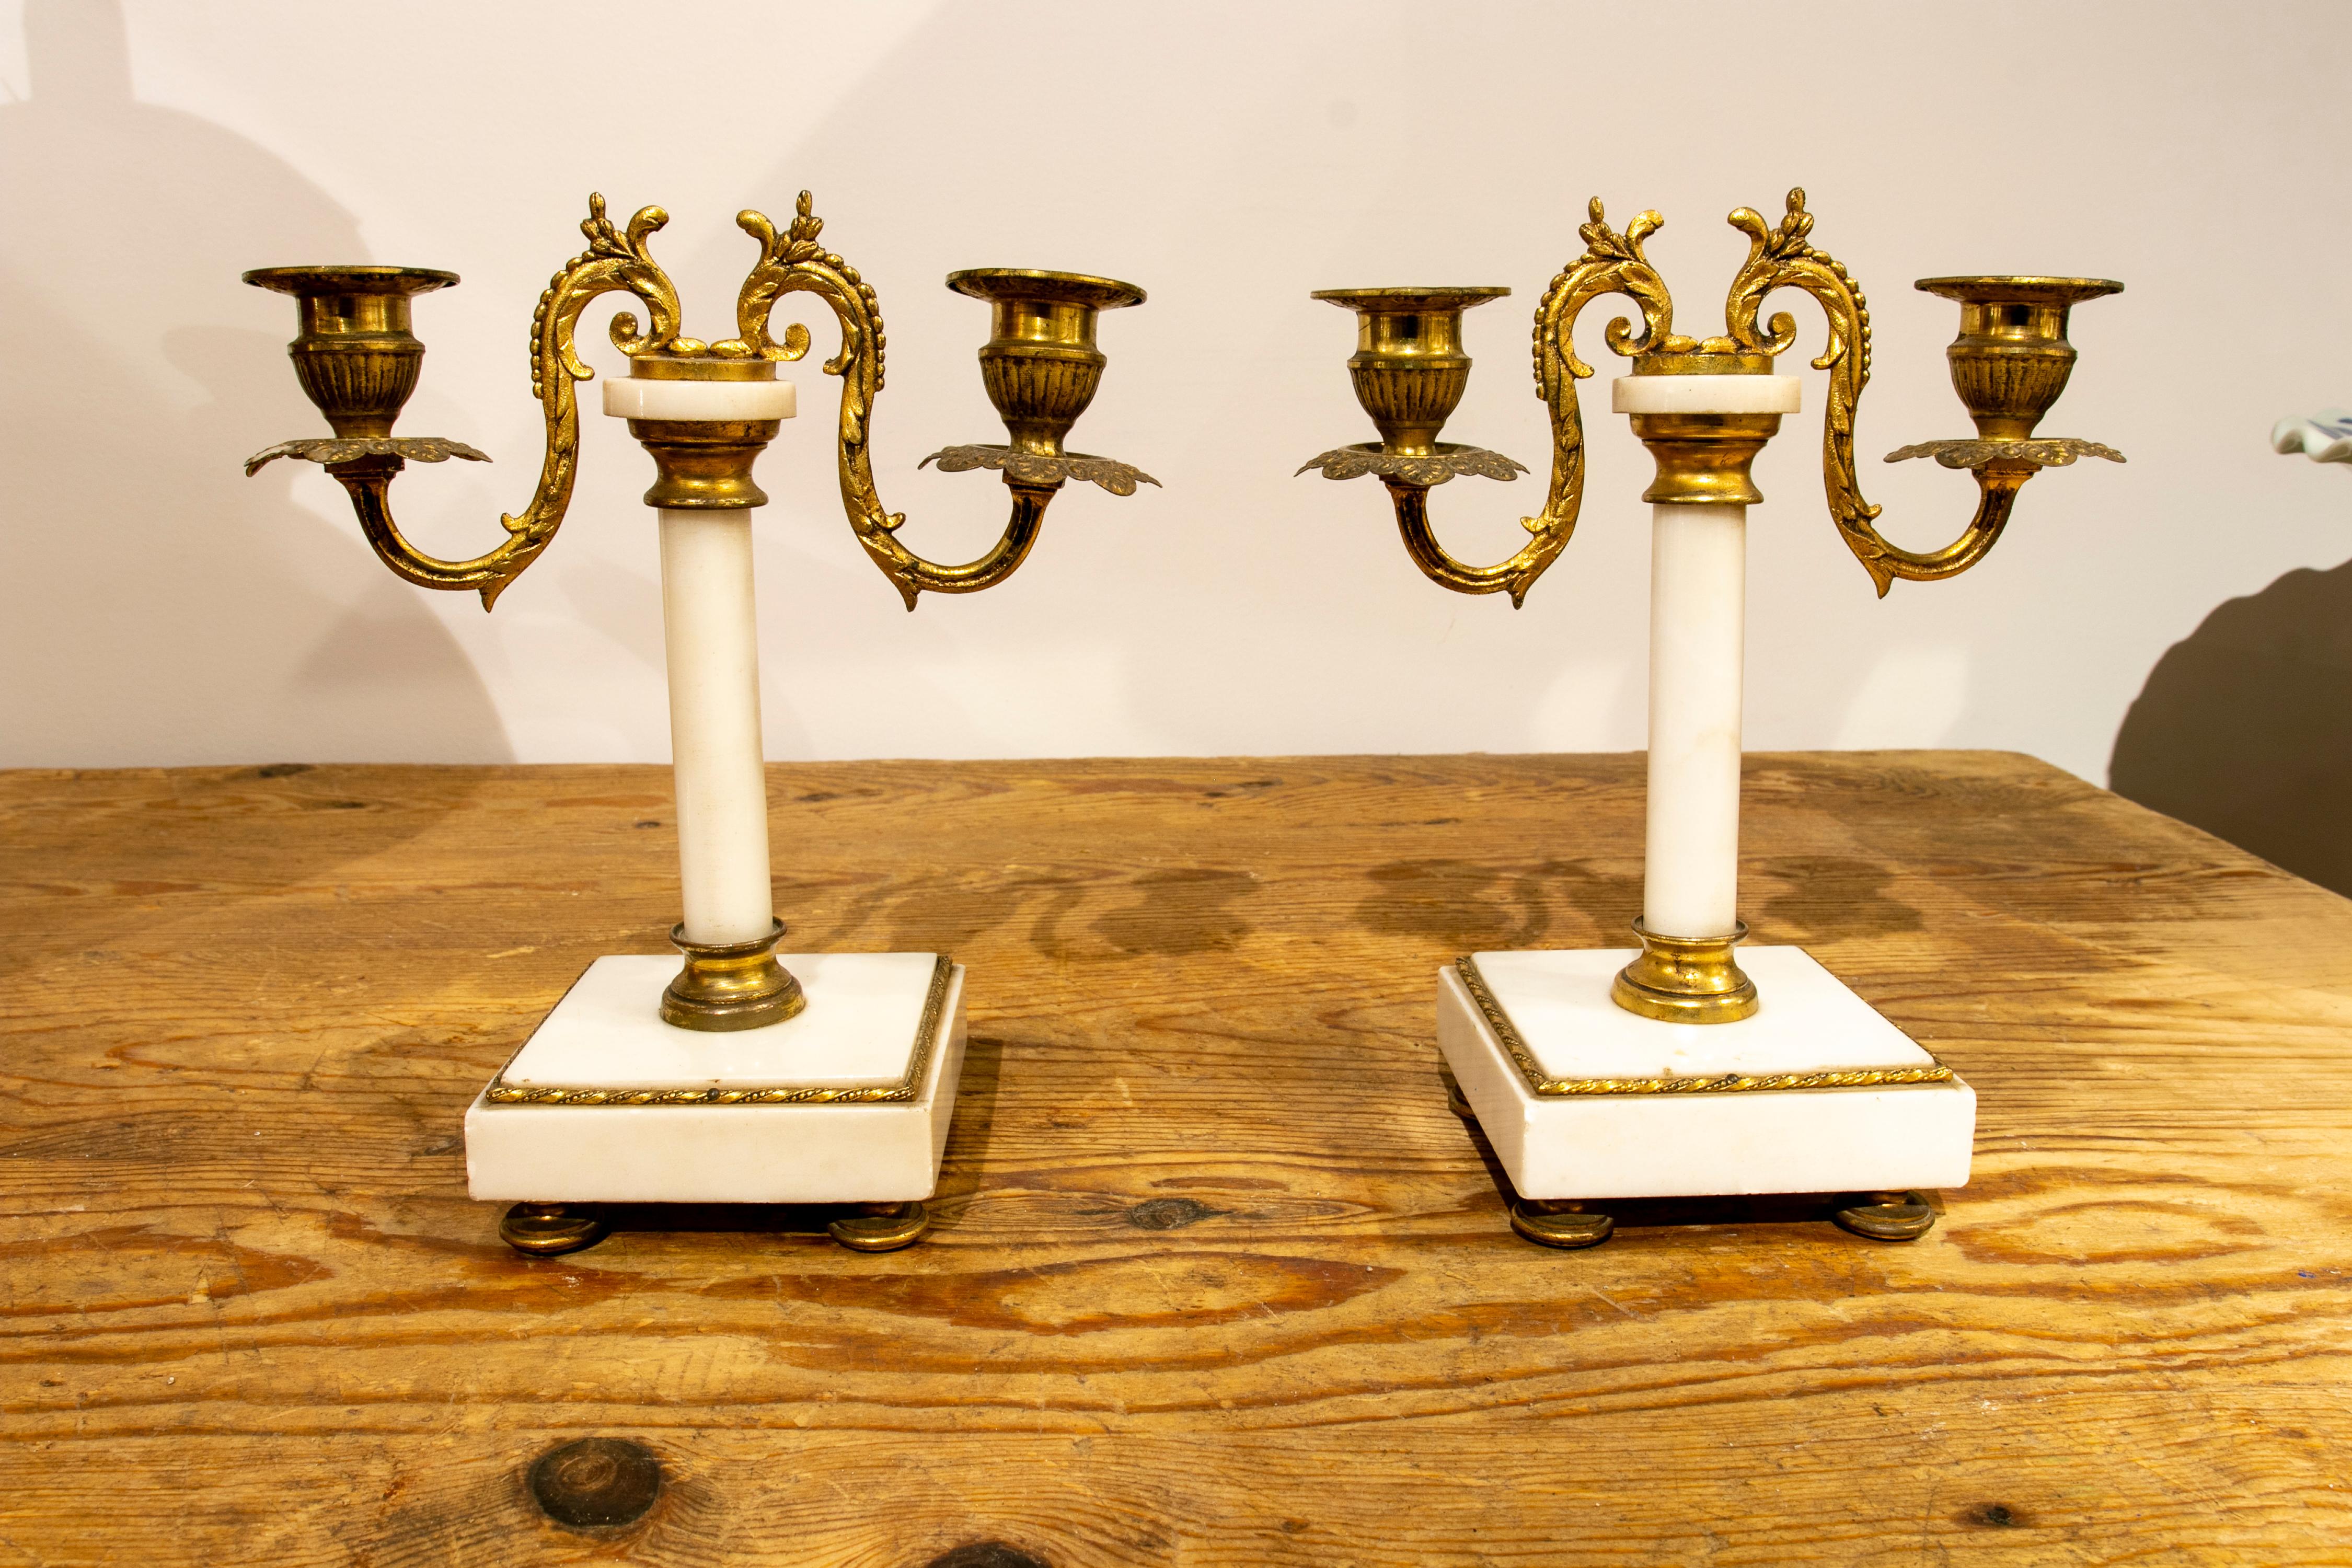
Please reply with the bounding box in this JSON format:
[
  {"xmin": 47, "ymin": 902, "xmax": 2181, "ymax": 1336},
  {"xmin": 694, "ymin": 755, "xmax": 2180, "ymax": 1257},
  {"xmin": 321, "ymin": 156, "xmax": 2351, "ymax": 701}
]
[
  {"xmin": 480, "ymin": 953, "xmax": 954, "ymax": 1107},
  {"xmin": 1452, "ymin": 955, "xmax": 1953, "ymax": 1097}
]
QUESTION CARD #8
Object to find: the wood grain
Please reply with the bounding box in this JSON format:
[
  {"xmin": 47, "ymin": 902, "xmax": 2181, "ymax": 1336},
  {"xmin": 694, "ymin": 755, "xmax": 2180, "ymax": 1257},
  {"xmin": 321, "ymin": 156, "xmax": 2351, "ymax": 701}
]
[{"xmin": 3, "ymin": 752, "xmax": 2349, "ymax": 1565}]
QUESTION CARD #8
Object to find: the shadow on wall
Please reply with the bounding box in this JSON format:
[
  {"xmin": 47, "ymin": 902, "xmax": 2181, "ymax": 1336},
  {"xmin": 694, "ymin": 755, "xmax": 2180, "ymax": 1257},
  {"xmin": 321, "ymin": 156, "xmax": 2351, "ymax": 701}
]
[
  {"xmin": 0, "ymin": 0, "xmax": 510, "ymax": 766},
  {"xmin": 2110, "ymin": 556, "xmax": 2352, "ymax": 896}
]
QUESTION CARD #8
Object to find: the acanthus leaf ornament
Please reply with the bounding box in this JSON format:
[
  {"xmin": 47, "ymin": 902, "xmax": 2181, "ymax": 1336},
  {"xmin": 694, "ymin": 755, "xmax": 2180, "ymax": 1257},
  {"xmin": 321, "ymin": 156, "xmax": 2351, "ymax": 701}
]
[
  {"xmin": 244, "ymin": 435, "xmax": 490, "ymax": 474},
  {"xmin": 1885, "ymin": 437, "xmax": 2125, "ymax": 471}
]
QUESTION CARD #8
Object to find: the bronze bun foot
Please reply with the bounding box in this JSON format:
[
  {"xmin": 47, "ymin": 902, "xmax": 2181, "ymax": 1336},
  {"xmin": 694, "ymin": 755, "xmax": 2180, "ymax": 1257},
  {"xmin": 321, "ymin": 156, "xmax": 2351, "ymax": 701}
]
[
  {"xmin": 1444, "ymin": 1075, "xmax": 1475, "ymax": 1121},
  {"xmin": 1509, "ymin": 1198, "xmax": 1616, "ymax": 1250},
  {"xmin": 827, "ymin": 1200, "xmax": 932, "ymax": 1252},
  {"xmin": 1834, "ymin": 1191, "xmax": 1938, "ymax": 1241},
  {"xmin": 500, "ymin": 1202, "xmax": 609, "ymax": 1257}
]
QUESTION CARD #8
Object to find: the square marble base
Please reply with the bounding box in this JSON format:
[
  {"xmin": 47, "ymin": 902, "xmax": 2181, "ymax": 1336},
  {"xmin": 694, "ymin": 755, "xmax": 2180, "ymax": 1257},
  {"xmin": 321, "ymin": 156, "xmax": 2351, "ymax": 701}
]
[
  {"xmin": 465, "ymin": 952, "xmax": 966, "ymax": 1205},
  {"xmin": 1437, "ymin": 947, "xmax": 1973, "ymax": 1201}
]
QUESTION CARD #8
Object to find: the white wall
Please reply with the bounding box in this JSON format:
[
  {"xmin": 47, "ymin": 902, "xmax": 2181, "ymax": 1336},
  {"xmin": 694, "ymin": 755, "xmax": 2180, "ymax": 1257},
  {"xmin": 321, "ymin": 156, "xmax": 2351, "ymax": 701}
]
[{"xmin": 3, "ymin": 0, "xmax": 2346, "ymax": 781}]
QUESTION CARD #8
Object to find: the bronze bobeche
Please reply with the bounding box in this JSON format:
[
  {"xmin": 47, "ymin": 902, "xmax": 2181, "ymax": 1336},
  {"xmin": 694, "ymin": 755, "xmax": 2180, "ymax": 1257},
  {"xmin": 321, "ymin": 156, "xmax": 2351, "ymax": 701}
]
[
  {"xmin": 1304, "ymin": 188, "xmax": 2124, "ymax": 1033},
  {"xmin": 244, "ymin": 190, "xmax": 1154, "ymax": 613}
]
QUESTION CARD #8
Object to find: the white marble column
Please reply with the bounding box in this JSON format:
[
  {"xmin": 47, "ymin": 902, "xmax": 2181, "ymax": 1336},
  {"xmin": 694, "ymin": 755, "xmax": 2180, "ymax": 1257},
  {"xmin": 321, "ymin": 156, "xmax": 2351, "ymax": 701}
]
[
  {"xmin": 602, "ymin": 375, "xmax": 798, "ymax": 948},
  {"xmin": 1643, "ymin": 501, "xmax": 1746, "ymax": 939},
  {"xmin": 657, "ymin": 509, "xmax": 775, "ymax": 945},
  {"xmin": 1610, "ymin": 371, "xmax": 1802, "ymax": 944}
]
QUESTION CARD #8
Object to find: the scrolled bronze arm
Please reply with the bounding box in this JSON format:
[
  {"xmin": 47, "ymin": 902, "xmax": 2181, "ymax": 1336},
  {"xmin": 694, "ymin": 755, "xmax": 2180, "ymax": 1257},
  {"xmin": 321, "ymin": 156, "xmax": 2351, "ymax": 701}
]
[
  {"xmin": 244, "ymin": 195, "xmax": 687, "ymax": 610},
  {"xmin": 249, "ymin": 191, "xmax": 1149, "ymax": 616},
  {"xmin": 734, "ymin": 194, "xmax": 1153, "ymax": 611},
  {"xmin": 1299, "ymin": 199, "xmax": 1676, "ymax": 608},
  {"xmin": 1723, "ymin": 188, "xmax": 2123, "ymax": 597}
]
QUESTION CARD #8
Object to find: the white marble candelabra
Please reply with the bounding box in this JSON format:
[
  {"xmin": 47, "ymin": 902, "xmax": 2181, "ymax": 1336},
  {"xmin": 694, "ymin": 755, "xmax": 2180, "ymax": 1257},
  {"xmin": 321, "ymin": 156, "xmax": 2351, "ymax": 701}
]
[
  {"xmin": 243, "ymin": 193, "xmax": 1156, "ymax": 1261},
  {"xmin": 1432, "ymin": 366, "xmax": 1975, "ymax": 1249},
  {"xmin": 1305, "ymin": 192, "xmax": 2120, "ymax": 1250},
  {"xmin": 462, "ymin": 370, "xmax": 967, "ymax": 1258}
]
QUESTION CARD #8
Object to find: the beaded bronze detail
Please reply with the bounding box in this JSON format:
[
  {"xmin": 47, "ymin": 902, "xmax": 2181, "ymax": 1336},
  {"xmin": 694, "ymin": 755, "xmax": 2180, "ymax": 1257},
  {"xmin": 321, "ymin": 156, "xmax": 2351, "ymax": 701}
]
[
  {"xmin": 480, "ymin": 954, "xmax": 953, "ymax": 1106},
  {"xmin": 1453, "ymin": 955, "xmax": 1953, "ymax": 1096}
]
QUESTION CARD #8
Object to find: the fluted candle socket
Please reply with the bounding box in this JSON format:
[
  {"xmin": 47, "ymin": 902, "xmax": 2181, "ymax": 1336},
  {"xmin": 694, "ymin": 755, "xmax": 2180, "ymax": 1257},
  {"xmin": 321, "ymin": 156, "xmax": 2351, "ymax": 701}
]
[
  {"xmin": 915, "ymin": 267, "xmax": 1159, "ymax": 509},
  {"xmin": 1315, "ymin": 286, "xmax": 1510, "ymax": 456},
  {"xmin": 951, "ymin": 269, "xmax": 1143, "ymax": 456},
  {"xmin": 244, "ymin": 264, "xmax": 458, "ymax": 437},
  {"xmin": 1919, "ymin": 275, "xmax": 2120, "ymax": 441}
]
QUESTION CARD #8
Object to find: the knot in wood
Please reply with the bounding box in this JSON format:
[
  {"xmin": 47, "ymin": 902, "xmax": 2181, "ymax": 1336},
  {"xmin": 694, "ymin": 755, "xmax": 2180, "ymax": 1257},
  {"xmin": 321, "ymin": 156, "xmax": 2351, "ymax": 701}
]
[
  {"xmin": 1125, "ymin": 1197, "xmax": 1221, "ymax": 1230},
  {"xmin": 923, "ymin": 1544, "xmax": 1052, "ymax": 1568},
  {"xmin": 527, "ymin": 1437, "xmax": 661, "ymax": 1530}
]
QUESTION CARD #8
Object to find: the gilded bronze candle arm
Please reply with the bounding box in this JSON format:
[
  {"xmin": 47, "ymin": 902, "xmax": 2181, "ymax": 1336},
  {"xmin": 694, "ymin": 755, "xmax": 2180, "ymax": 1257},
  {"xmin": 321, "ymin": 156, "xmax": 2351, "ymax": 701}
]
[
  {"xmin": 1721, "ymin": 189, "xmax": 2124, "ymax": 596},
  {"xmin": 243, "ymin": 195, "xmax": 688, "ymax": 610},
  {"xmin": 244, "ymin": 190, "xmax": 1157, "ymax": 614},
  {"xmin": 1296, "ymin": 200, "xmax": 1678, "ymax": 608},
  {"xmin": 1307, "ymin": 188, "xmax": 2124, "ymax": 605},
  {"xmin": 734, "ymin": 195, "xmax": 1155, "ymax": 612}
]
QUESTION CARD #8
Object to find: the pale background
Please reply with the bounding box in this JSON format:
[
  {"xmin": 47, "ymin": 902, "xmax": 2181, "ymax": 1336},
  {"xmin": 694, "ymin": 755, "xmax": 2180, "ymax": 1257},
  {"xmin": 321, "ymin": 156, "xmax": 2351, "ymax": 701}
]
[{"xmin": 4, "ymin": 0, "xmax": 2347, "ymax": 789}]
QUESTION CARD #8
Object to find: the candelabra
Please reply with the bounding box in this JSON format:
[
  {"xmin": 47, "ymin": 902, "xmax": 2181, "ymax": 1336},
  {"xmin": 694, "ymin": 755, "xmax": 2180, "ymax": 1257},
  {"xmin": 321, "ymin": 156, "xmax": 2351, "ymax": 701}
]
[
  {"xmin": 1305, "ymin": 190, "xmax": 2122, "ymax": 1249},
  {"xmin": 245, "ymin": 192, "xmax": 1152, "ymax": 1255}
]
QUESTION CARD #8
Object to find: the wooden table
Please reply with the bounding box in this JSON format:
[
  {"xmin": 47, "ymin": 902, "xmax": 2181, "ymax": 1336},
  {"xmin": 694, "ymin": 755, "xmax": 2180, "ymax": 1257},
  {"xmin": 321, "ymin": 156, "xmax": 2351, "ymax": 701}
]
[{"xmin": 5, "ymin": 753, "xmax": 2348, "ymax": 1564}]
